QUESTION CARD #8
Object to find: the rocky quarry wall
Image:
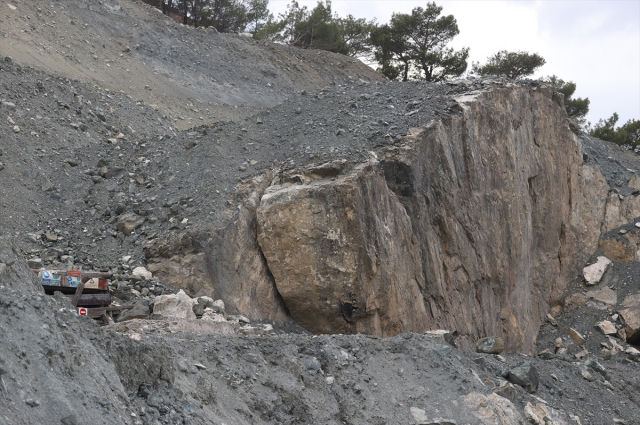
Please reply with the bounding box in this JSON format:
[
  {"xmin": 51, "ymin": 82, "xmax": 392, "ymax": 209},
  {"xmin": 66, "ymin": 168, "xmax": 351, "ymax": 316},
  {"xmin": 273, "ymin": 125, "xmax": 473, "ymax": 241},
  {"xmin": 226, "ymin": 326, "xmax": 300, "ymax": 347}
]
[{"xmin": 145, "ymin": 85, "xmax": 610, "ymax": 353}]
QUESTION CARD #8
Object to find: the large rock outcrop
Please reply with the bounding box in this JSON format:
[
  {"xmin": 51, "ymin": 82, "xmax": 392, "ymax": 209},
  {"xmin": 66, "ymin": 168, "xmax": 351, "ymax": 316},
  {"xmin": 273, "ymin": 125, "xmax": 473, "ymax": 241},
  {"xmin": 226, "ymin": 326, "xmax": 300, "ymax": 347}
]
[
  {"xmin": 145, "ymin": 173, "xmax": 289, "ymax": 324},
  {"xmin": 256, "ymin": 85, "xmax": 608, "ymax": 353},
  {"xmin": 142, "ymin": 83, "xmax": 609, "ymax": 353},
  {"xmin": 257, "ymin": 162, "xmax": 428, "ymax": 336}
]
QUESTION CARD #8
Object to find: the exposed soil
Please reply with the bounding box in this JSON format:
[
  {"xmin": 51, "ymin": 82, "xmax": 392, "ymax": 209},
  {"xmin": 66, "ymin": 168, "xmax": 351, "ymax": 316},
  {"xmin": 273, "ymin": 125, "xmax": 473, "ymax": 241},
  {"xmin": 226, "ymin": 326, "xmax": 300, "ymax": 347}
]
[{"xmin": 0, "ymin": 0, "xmax": 383, "ymax": 130}]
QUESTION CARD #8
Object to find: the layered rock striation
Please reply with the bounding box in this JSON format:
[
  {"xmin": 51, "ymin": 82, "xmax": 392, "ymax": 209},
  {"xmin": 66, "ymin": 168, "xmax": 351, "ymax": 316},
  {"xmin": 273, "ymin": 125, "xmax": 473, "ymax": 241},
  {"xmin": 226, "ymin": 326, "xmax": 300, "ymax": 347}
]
[{"xmin": 146, "ymin": 82, "xmax": 609, "ymax": 353}]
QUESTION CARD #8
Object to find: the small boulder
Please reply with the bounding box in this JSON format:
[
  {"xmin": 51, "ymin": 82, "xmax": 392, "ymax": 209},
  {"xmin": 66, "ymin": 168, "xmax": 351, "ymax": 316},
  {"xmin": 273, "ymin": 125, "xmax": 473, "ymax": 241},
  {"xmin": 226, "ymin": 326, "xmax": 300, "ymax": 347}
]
[
  {"xmin": 151, "ymin": 289, "xmax": 196, "ymax": 320},
  {"xmin": 594, "ymin": 320, "xmax": 617, "ymax": 335},
  {"xmin": 585, "ymin": 287, "xmax": 617, "ymax": 308},
  {"xmin": 132, "ymin": 266, "xmax": 152, "ymax": 280},
  {"xmin": 116, "ymin": 213, "xmax": 145, "ymax": 236},
  {"xmin": 620, "ymin": 307, "xmax": 640, "ymax": 344},
  {"xmin": 564, "ymin": 293, "xmax": 589, "ymax": 310},
  {"xmin": 582, "ymin": 256, "xmax": 612, "ymax": 285},
  {"xmin": 524, "ymin": 402, "xmax": 571, "ymax": 425},
  {"xmin": 507, "ymin": 362, "xmax": 539, "ymax": 393},
  {"xmin": 562, "ymin": 326, "xmax": 586, "ymax": 345},
  {"xmin": 475, "ymin": 337, "xmax": 504, "ymax": 354}
]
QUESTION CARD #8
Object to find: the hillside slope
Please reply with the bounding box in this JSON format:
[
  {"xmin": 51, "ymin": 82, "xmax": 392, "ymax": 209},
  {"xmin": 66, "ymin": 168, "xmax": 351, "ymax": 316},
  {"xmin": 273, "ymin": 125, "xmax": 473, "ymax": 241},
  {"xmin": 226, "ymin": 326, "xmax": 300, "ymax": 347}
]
[{"xmin": 0, "ymin": 0, "xmax": 383, "ymax": 129}]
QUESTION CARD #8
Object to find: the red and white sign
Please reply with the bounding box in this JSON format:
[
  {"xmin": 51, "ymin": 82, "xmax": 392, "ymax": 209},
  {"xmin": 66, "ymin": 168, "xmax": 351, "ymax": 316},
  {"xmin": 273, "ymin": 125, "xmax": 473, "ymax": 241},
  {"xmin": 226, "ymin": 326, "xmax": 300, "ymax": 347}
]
[
  {"xmin": 77, "ymin": 307, "xmax": 88, "ymax": 316},
  {"xmin": 67, "ymin": 265, "xmax": 82, "ymax": 277}
]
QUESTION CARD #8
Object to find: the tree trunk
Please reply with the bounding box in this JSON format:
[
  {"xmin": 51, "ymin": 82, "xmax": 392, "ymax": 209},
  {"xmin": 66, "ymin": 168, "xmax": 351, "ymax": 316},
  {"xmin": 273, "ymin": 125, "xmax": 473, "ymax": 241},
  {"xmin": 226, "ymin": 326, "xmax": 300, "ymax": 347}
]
[
  {"xmin": 183, "ymin": 1, "xmax": 188, "ymax": 25},
  {"xmin": 402, "ymin": 61, "xmax": 409, "ymax": 82}
]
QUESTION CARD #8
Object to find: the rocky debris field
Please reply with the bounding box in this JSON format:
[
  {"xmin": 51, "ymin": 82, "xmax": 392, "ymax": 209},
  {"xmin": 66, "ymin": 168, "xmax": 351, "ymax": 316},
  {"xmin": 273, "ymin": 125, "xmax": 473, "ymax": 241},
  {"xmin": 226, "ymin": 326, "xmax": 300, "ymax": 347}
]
[
  {"xmin": 0, "ymin": 55, "xmax": 474, "ymax": 306},
  {"xmin": 2, "ymin": 0, "xmax": 640, "ymax": 423},
  {"xmin": 0, "ymin": 0, "xmax": 383, "ymax": 130},
  {"xmin": 2, "ymin": 235, "xmax": 640, "ymax": 425}
]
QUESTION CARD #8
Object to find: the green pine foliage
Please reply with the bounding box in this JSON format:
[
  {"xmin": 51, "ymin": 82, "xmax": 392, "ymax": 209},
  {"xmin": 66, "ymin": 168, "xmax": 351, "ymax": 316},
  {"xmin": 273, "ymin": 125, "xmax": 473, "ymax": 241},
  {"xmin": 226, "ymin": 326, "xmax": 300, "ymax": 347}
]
[
  {"xmin": 590, "ymin": 113, "xmax": 640, "ymax": 150},
  {"xmin": 472, "ymin": 51, "xmax": 546, "ymax": 80}
]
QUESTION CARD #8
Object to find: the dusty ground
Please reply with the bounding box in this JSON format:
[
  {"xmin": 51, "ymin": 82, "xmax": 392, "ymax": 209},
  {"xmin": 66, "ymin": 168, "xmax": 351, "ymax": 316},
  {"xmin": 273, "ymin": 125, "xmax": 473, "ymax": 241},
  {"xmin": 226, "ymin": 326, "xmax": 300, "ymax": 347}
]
[{"xmin": 0, "ymin": 0, "xmax": 382, "ymax": 130}]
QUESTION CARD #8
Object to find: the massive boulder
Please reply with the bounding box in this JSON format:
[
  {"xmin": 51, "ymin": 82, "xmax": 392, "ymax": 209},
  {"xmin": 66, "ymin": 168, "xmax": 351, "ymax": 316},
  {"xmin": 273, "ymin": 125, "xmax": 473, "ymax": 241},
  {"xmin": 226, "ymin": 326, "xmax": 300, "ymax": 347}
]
[
  {"xmin": 256, "ymin": 85, "xmax": 608, "ymax": 353},
  {"xmin": 143, "ymin": 83, "xmax": 608, "ymax": 353},
  {"xmin": 257, "ymin": 163, "xmax": 428, "ymax": 336}
]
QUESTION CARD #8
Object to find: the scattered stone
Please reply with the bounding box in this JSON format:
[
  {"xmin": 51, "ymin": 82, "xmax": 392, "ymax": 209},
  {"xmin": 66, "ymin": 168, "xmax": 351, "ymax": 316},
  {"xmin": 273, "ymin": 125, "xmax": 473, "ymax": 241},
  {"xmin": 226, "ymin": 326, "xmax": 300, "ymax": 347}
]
[
  {"xmin": 537, "ymin": 349, "xmax": 555, "ymax": 360},
  {"xmin": 546, "ymin": 314, "xmax": 558, "ymax": 326},
  {"xmin": 463, "ymin": 393, "xmax": 524, "ymax": 424},
  {"xmin": 507, "ymin": 362, "xmax": 539, "ymax": 393},
  {"xmin": 132, "ymin": 266, "xmax": 152, "ymax": 280},
  {"xmin": 116, "ymin": 213, "xmax": 145, "ymax": 236},
  {"xmin": 409, "ymin": 407, "xmax": 456, "ymax": 425},
  {"xmin": 595, "ymin": 320, "xmax": 617, "ymax": 335},
  {"xmin": 27, "ymin": 258, "xmax": 43, "ymax": 268},
  {"xmin": 585, "ymin": 287, "xmax": 617, "ymax": 308},
  {"xmin": 562, "ymin": 327, "xmax": 586, "ymax": 345},
  {"xmin": 424, "ymin": 329, "xmax": 457, "ymax": 347},
  {"xmin": 25, "ymin": 398, "xmax": 40, "ymax": 407},
  {"xmin": 238, "ymin": 324, "xmax": 273, "ymax": 335},
  {"xmin": 575, "ymin": 349, "xmax": 589, "ymax": 359},
  {"xmin": 492, "ymin": 381, "xmax": 517, "ymax": 402},
  {"xmin": 60, "ymin": 414, "xmax": 79, "ymax": 425},
  {"xmin": 194, "ymin": 363, "xmax": 207, "ymax": 370},
  {"xmin": 525, "ymin": 402, "xmax": 571, "ymax": 425},
  {"xmin": 564, "ymin": 293, "xmax": 589, "ymax": 310},
  {"xmin": 151, "ymin": 289, "xmax": 196, "ymax": 320},
  {"xmin": 583, "ymin": 256, "xmax": 612, "ymax": 285},
  {"xmin": 619, "ymin": 307, "xmax": 640, "ymax": 344},
  {"xmin": 622, "ymin": 293, "xmax": 640, "ymax": 308},
  {"xmin": 44, "ymin": 232, "xmax": 58, "ymax": 242},
  {"xmin": 475, "ymin": 337, "xmax": 504, "ymax": 354}
]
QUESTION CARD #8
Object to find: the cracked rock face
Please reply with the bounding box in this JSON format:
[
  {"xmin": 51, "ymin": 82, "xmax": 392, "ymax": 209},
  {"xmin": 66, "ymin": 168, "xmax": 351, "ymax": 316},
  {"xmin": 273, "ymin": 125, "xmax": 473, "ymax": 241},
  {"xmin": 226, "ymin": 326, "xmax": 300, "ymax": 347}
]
[
  {"xmin": 255, "ymin": 85, "xmax": 608, "ymax": 353},
  {"xmin": 257, "ymin": 162, "xmax": 428, "ymax": 336}
]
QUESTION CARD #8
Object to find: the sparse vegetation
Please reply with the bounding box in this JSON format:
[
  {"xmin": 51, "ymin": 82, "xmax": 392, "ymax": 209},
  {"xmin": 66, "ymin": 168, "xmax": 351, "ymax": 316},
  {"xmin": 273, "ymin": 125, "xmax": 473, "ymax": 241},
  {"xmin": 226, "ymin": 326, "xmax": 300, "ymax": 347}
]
[
  {"xmin": 472, "ymin": 51, "xmax": 546, "ymax": 80},
  {"xmin": 590, "ymin": 113, "xmax": 640, "ymax": 150}
]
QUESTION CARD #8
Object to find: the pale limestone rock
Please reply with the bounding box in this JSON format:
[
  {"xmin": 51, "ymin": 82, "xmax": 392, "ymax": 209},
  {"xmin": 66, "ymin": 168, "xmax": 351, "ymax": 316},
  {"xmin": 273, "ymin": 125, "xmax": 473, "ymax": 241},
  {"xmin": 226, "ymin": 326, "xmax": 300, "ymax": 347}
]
[
  {"xmin": 564, "ymin": 293, "xmax": 589, "ymax": 310},
  {"xmin": 463, "ymin": 392, "xmax": 526, "ymax": 425},
  {"xmin": 201, "ymin": 309, "xmax": 226, "ymax": 322},
  {"xmin": 238, "ymin": 324, "xmax": 273, "ymax": 335},
  {"xmin": 594, "ymin": 320, "xmax": 617, "ymax": 335},
  {"xmin": 628, "ymin": 174, "xmax": 640, "ymax": 191},
  {"xmin": 582, "ymin": 257, "xmax": 612, "ymax": 285},
  {"xmin": 622, "ymin": 293, "xmax": 640, "ymax": 308},
  {"xmin": 116, "ymin": 213, "xmax": 145, "ymax": 236},
  {"xmin": 151, "ymin": 289, "xmax": 196, "ymax": 320},
  {"xmin": 132, "ymin": 266, "xmax": 152, "ymax": 280},
  {"xmin": 409, "ymin": 407, "xmax": 456, "ymax": 425},
  {"xmin": 585, "ymin": 287, "xmax": 617, "ymax": 307},
  {"xmin": 147, "ymin": 85, "xmax": 610, "ymax": 353},
  {"xmin": 525, "ymin": 402, "xmax": 570, "ymax": 425},
  {"xmin": 562, "ymin": 327, "xmax": 586, "ymax": 345},
  {"xmin": 258, "ymin": 162, "xmax": 428, "ymax": 337}
]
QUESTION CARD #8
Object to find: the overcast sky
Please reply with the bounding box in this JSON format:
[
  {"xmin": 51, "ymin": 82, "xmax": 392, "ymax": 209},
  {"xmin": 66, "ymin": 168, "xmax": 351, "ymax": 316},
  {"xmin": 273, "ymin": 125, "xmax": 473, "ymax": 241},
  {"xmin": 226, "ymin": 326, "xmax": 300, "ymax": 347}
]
[{"xmin": 268, "ymin": 0, "xmax": 640, "ymax": 126}]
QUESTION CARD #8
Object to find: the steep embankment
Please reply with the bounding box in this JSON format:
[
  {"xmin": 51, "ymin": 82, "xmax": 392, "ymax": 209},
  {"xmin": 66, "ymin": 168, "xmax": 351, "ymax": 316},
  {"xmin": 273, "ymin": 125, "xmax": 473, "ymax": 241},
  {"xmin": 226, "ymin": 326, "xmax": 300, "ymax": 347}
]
[
  {"xmin": 254, "ymin": 84, "xmax": 608, "ymax": 353},
  {"xmin": 0, "ymin": 0, "xmax": 383, "ymax": 129},
  {"xmin": 144, "ymin": 80, "xmax": 609, "ymax": 354}
]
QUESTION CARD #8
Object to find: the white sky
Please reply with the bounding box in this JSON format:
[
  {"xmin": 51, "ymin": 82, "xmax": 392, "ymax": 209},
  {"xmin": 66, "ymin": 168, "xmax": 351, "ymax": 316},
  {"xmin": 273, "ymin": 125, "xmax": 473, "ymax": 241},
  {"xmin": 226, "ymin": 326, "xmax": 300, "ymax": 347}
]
[{"xmin": 268, "ymin": 0, "xmax": 640, "ymax": 126}]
